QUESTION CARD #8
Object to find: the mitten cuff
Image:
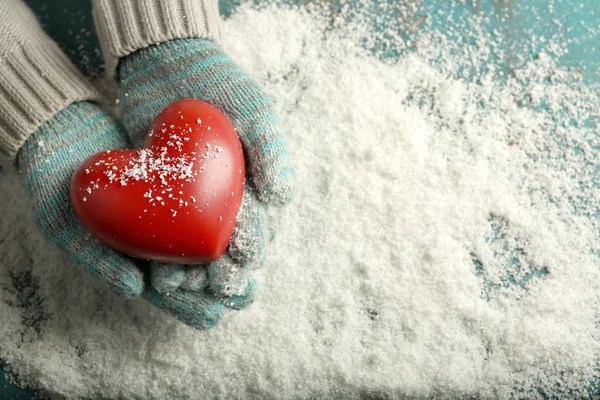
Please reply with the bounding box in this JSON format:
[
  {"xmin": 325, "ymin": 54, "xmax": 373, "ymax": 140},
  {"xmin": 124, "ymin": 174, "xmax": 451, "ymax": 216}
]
[
  {"xmin": 0, "ymin": 1, "xmax": 100, "ymax": 167},
  {"xmin": 92, "ymin": 0, "xmax": 222, "ymax": 81}
]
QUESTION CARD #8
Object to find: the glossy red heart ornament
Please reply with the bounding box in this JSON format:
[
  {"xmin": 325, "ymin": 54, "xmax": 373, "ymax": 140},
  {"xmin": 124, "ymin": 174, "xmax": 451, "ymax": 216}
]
[{"xmin": 70, "ymin": 99, "xmax": 245, "ymax": 264}]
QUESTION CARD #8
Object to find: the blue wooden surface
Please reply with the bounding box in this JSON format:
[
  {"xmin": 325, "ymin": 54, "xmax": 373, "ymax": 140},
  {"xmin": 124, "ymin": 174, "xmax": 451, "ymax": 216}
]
[
  {"xmin": 2, "ymin": 0, "xmax": 599, "ymax": 398},
  {"xmin": 0, "ymin": 366, "xmax": 37, "ymax": 399}
]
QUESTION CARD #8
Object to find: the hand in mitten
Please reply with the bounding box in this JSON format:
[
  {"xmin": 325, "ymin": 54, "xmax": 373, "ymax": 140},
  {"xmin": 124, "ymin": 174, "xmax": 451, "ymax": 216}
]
[
  {"xmin": 116, "ymin": 38, "xmax": 295, "ymax": 301},
  {"xmin": 17, "ymin": 101, "xmax": 254, "ymax": 329}
]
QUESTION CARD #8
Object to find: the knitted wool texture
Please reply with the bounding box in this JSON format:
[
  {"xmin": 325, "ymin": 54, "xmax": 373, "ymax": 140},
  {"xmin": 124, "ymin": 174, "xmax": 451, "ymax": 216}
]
[
  {"xmin": 0, "ymin": 0, "xmax": 99, "ymax": 166},
  {"xmin": 118, "ymin": 38, "xmax": 292, "ymax": 295},
  {"xmin": 17, "ymin": 101, "xmax": 255, "ymax": 329}
]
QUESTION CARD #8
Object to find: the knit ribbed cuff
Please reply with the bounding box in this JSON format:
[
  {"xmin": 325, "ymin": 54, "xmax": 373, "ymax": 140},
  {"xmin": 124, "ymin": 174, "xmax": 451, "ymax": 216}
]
[
  {"xmin": 92, "ymin": 0, "xmax": 222, "ymax": 80},
  {"xmin": 0, "ymin": 41, "xmax": 100, "ymax": 167}
]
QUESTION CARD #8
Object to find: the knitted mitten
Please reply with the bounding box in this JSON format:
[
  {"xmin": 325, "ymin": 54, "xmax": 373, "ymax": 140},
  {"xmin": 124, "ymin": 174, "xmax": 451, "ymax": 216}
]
[
  {"xmin": 17, "ymin": 101, "xmax": 250, "ymax": 329},
  {"xmin": 18, "ymin": 102, "xmax": 144, "ymax": 298},
  {"xmin": 118, "ymin": 38, "xmax": 294, "ymax": 297}
]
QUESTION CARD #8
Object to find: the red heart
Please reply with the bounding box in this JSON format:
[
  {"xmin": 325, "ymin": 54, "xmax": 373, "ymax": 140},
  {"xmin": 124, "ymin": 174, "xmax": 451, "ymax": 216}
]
[{"xmin": 70, "ymin": 99, "xmax": 245, "ymax": 264}]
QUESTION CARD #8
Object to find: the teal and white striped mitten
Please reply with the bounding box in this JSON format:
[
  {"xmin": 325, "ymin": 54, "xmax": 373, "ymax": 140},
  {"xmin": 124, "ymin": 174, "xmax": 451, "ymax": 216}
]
[
  {"xmin": 18, "ymin": 101, "xmax": 254, "ymax": 329},
  {"xmin": 117, "ymin": 38, "xmax": 295, "ymax": 298}
]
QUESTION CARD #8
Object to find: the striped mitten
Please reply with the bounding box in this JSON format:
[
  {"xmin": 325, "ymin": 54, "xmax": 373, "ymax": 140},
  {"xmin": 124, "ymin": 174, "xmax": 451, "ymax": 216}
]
[
  {"xmin": 18, "ymin": 102, "xmax": 145, "ymax": 298},
  {"xmin": 117, "ymin": 38, "xmax": 295, "ymax": 298},
  {"xmin": 17, "ymin": 101, "xmax": 249, "ymax": 330}
]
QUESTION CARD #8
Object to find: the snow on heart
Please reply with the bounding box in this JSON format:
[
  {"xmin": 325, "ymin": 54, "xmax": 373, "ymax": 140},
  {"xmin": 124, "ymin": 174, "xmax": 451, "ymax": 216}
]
[{"xmin": 70, "ymin": 99, "xmax": 245, "ymax": 264}]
